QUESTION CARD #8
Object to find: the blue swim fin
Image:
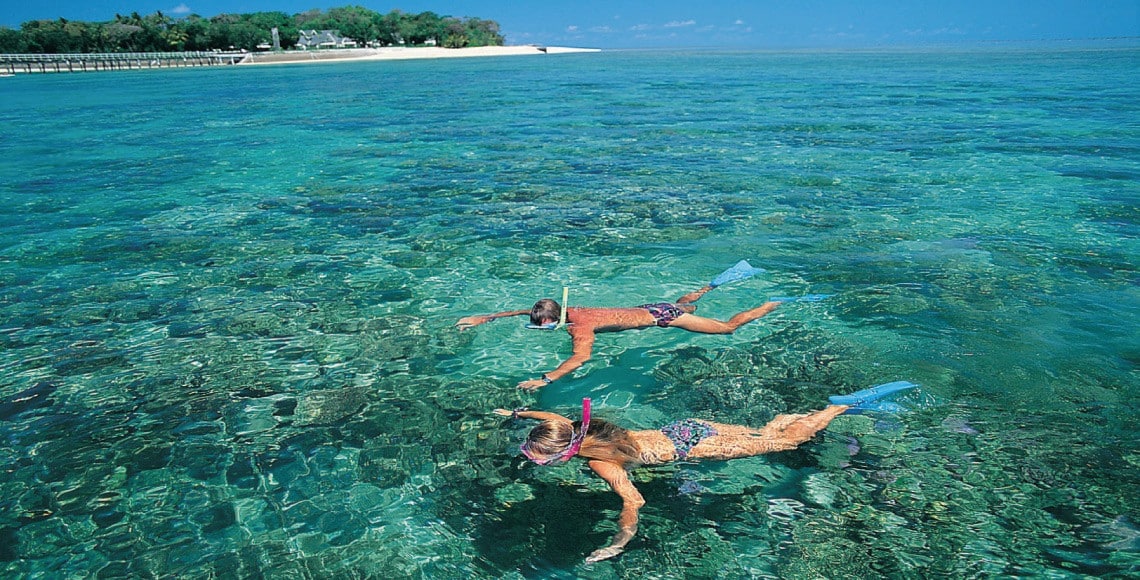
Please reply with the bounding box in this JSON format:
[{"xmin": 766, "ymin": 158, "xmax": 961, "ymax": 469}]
[
  {"xmin": 710, "ymin": 260, "xmax": 765, "ymax": 288},
  {"xmin": 843, "ymin": 401, "xmax": 908, "ymax": 415},
  {"xmin": 829, "ymin": 381, "xmax": 918, "ymax": 413},
  {"xmin": 769, "ymin": 294, "xmax": 833, "ymax": 303}
]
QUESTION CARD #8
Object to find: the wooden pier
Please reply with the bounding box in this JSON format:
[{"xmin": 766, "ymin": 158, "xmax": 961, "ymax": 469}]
[{"xmin": 0, "ymin": 51, "xmax": 251, "ymax": 74}]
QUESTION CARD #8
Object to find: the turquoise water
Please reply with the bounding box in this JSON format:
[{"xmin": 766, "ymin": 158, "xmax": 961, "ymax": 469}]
[{"xmin": 1, "ymin": 46, "xmax": 1137, "ymax": 577}]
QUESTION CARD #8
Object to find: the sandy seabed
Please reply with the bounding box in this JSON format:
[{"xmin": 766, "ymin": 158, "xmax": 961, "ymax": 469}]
[{"xmin": 241, "ymin": 45, "xmax": 599, "ymax": 66}]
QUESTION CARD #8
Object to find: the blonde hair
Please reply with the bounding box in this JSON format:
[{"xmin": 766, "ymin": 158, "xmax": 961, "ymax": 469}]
[{"xmin": 525, "ymin": 418, "xmax": 643, "ymax": 468}]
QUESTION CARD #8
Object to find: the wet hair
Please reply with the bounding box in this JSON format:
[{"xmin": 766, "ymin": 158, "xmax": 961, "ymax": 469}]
[
  {"xmin": 530, "ymin": 299, "xmax": 561, "ymax": 326},
  {"xmin": 524, "ymin": 418, "xmax": 643, "ymax": 468}
]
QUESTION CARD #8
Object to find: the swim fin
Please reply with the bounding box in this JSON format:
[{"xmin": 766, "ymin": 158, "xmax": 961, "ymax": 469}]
[
  {"xmin": 843, "ymin": 401, "xmax": 908, "ymax": 415},
  {"xmin": 829, "ymin": 381, "xmax": 918, "ymax": 413},
  {"xmin": 768, "ymin": 294, "xmax": 833, "ymax": 303},
  {"xmin": 710, "ymin": 260, "xmax": 765, "ymax": 288}
]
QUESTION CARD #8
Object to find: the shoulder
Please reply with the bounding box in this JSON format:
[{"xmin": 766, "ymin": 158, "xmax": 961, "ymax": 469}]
[
  {"xmin": 567, "ymin": 322, "xmax": 598, "ymax": 340},
  {"xmin": 587, "ymin": 459, "xmax": 629, "ymax": 480}
]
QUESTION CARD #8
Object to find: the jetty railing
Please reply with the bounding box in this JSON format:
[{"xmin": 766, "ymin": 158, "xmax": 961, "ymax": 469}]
[{"xmin": 0, "ymin": 51, "xmax": 251, "ymax": 74}]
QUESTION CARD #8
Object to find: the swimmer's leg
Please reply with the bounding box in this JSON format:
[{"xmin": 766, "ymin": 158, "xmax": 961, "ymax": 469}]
[
  {"xmin": 688, "ymin": 406, "xmax": 848, "ymax": 459},
  {"xmin": 667, "ymin": 301, "xmax": 780, "ymax": 334}
]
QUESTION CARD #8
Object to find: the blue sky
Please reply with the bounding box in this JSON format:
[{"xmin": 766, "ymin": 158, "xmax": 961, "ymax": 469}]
[{"xmin": 4, "ymin": 1, "xmax": 1138, "ymax": 48}]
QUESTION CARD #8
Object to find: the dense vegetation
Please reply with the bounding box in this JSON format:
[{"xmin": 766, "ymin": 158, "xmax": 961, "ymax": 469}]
[{"xmin": 0, "ymin": 6, "xmax": 504, "ymax": 53}]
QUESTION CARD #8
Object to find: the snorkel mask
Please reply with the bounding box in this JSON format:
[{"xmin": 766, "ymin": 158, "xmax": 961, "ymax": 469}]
[
  {"xmin": 524, "ymin": 322, "xmax": 563, "ymax": 330},
  {"xmin": 521, "ymin": 398, "xmax": 591, "ymax": 465}
]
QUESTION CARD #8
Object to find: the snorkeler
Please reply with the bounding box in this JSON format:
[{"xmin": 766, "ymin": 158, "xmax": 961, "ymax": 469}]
[
  {"xmin": 456, "ymin": 261, "xmax": 787, "ymax": 390},
  {"xmin": 495, "ymin": 381, "xmax": 917, "ymax": 563}
]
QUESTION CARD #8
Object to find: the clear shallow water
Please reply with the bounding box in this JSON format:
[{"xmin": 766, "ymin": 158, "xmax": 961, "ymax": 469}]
[{"xmin": 1, "ymin": 46, "xmax": 1137, "ymax": 577}]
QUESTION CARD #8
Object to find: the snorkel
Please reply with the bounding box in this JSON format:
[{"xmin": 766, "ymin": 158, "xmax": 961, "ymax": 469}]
[
  {"xmin": 557, "ymin": 286, "xmax": 569, "ymax": 328},
  {"xmin": 521, "ymin": 397, "xmax": 592, "ymax": 465}
]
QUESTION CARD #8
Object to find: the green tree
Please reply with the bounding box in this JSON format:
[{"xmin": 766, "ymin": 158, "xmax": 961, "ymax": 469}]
[
  {"xmin": 164, "ymin": 26, "xmax": 188, "ymax": 50},
  {"xmin": 206, "ymin": 13, "xmax": 270, "ymax": 50},
  {"xmin": 372, "ymin": 10, "xmax": 402, "ymax": 45},
  {"xmin": 442, "ymin": 33, "xmax": 467, "ymax": 48},
  {"xmin": 62, "ymin": 19, "xmax": 100, "ymax": 52},
  {"xmin": 464, "ymin": 18, "xmax": 504, "ymax": 47},
  {"xmin": 20, "ymin": 19, "xmax": 82, "ymax": 53},
  {"xmin": 100, "ymin": 13, "xmax": 149, "ymax": 51},
  {"xmin": 401, "ymin": 11, "xmax": 443, "ymax": 45},
  {"xmin": 441, "ymin": 18, "xmax": 468, "ymax": 48},
  {"xmin": 0, "ymin": 26, "xmax": 21, "ymax": 52},
  {"xmin": 294, "ymin": 9, "xmax": 323, "ymax": 28},
  {"xmin": 136, "ymin": 11, "xmax": 173, "ymax": 51},
  {"xmin": 1, "ymin": 6, "xmax": 505, "ymax": 54},
  {"xmin": 245, "ymin": 12, "xmax": 296, "ymax": 49},
  {"xmin": 179, "ymin": 15, "xmax": 213, "ymax": 51},
  {"xmin": 326, "ymin": 5, "xmax": 378, "ymax": 44},
  {"xmin": 100, "ymin": 22, "xmax": 140, "ymax": 51}
]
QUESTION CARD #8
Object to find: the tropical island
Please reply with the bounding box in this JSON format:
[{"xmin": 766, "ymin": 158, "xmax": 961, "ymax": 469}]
[
  {"xmin": 0, "ymin": 7, "xmax": 598, "ymax": 73},
  {"xmin": 0, "ymin": 7, "xmax": 506, "ymax": 54}
]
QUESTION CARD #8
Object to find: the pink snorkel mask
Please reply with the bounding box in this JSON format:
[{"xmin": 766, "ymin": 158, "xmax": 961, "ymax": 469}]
[{"xmin": 521, "ymin": 398, "xmax": 591, "ymax": 465}]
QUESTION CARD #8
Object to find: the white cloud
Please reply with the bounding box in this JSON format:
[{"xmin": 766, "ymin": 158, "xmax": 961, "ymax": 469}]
[
  {"xmin": 664, "ymin": 20, "xmax": 696, "ymax": 28},
  {"xmin": 590, "ymin": 25, "xmax": 614, "ymax": 33},
  {"xmin": 629, "ymin": 23, "xmax": 652, "ymax": 31},
  {"xmin": 735, "ymin": 19, "xmax": 745, "ymax": 25},
  {"xmin": 566, "ymin": 25, "xmax": 579, "ymax": 32},
  {"xmin": 170, "ymin": 3, "xmax": 191, "ymax": 15}
]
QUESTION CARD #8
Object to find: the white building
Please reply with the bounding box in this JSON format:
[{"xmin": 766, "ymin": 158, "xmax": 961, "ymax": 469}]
[{"xmin": 295, "ymin": 30, "xmax": 358, "ymax": 50}]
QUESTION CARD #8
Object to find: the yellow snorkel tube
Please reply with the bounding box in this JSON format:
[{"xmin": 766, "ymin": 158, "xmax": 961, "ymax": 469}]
[{"xmin": 557, "ymin": 286, "xmax": 569, "ymax": 329}]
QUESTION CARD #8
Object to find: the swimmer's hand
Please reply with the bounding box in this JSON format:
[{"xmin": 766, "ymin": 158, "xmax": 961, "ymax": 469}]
[
  {"xmin": 492, "ymin": 408, "xmax": 512, "ymax": 417},
  {"xmin": 455, "ymin": 315, "xmax": 490, "ymax": 330},
  {"xmin": 517, "ymin": 379, "xmax": 547, "ymax": 391},
  {"xmin": 585, "ymin": 545, "xmax": 624, "ymax": 563}
]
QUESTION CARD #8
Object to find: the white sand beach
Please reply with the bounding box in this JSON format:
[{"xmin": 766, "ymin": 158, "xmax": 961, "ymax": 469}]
[{"xmin": 241, "ymin": 45, "xmax": 599, "ymax": 66}]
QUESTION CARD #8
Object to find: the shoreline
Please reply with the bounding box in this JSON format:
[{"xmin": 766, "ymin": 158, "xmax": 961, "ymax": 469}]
[
  {"xmin": 0, "ymin": 46, "xmax": 599, "ymax": 74},
  {"xmin": 240, "ymin": 45, "xmax": 599, "ymax": 66}
]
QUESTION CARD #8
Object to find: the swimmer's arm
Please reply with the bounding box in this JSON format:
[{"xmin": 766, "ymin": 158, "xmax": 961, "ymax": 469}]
[
  {"xmin": 518, "ymin": 328, "xmax": 595, "ymax": 391},
  {"xmin": 455, "ymin": 309, "xmax": 529, "ymax": 330},
  {"xmin": 585, "ymin": 459, "xmax": 644, "ymax": 563},
  {"xmin": 491, "ymin": 409, "xmax": 569, "ymax": 423}
]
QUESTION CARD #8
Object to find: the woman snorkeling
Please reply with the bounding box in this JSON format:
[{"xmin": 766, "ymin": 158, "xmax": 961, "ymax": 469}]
[{"xmin": 495, "ymin": 381, "xmax": 917, "ymax": 563}]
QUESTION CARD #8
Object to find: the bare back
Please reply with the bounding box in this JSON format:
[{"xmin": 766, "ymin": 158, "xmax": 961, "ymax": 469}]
[{"xmin": 566, "ymin": 307, "xmax": 657, "ymax": 333}]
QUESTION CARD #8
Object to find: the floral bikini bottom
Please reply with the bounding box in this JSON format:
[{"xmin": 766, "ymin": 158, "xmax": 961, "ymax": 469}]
[
  {"xmin": 660, "ymin": 419, "xmax": 718, "ymax": 459},
  {"xmin": 639, "ymin": 302, "xmax": 685, "ymax": 327}
]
